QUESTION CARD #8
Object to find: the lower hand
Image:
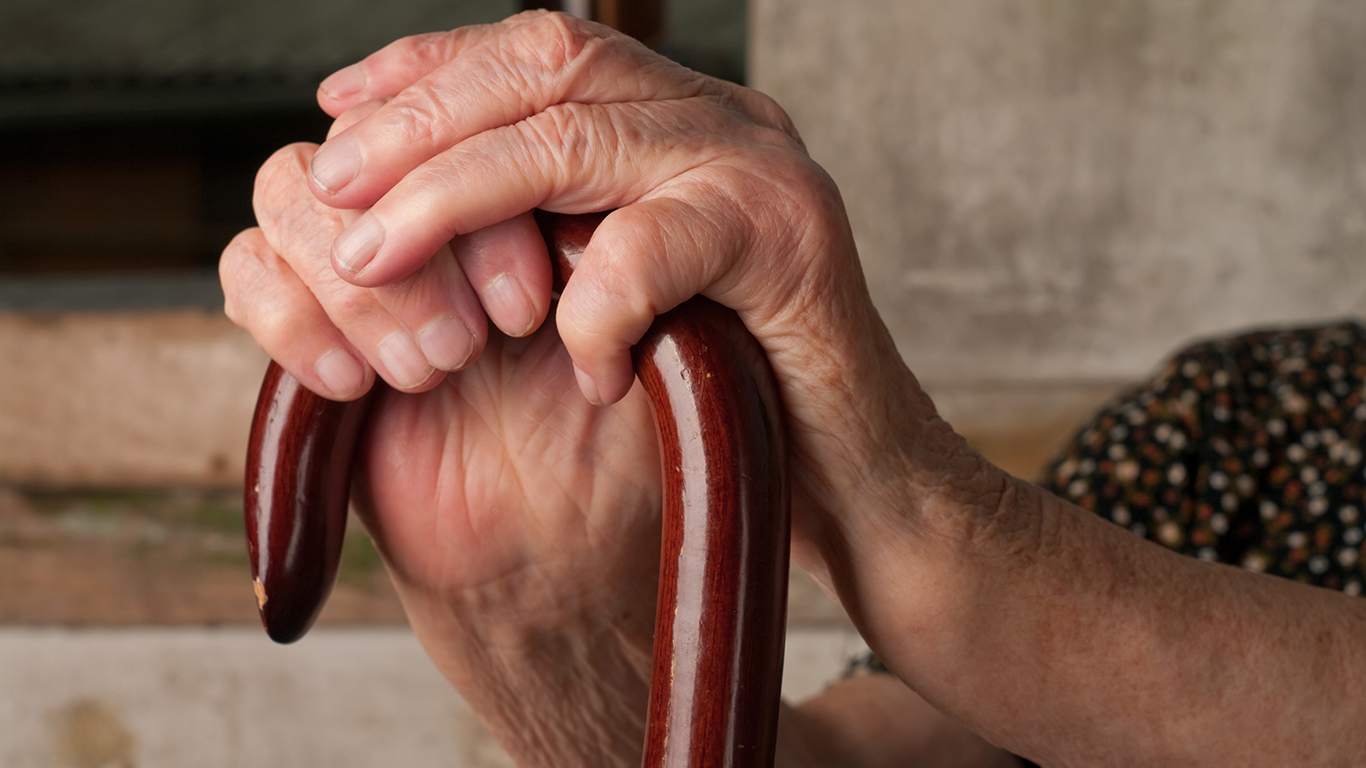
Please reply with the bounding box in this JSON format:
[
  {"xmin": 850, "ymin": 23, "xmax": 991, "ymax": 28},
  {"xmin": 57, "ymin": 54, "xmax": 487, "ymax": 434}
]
[{"xmin": 221, "ymin": 143, "xmax": 663, "ymax": 765}]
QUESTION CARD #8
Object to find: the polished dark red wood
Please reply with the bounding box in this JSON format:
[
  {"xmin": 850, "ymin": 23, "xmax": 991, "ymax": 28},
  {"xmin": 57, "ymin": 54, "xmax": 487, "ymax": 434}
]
[
  {"xmin": 246, "ymin": 211, "xmax": 789, "ymax": 766},
  {"xmin": 244, "ymin": 362, "xmax": 374, "ymax": 643},
  {"xmin": 535, "ymin": 210, "xmax": 790, "ymax": 767},
  {"xmin": 635, "ymin": 296, "xmax": 790, "ymax": 768}
]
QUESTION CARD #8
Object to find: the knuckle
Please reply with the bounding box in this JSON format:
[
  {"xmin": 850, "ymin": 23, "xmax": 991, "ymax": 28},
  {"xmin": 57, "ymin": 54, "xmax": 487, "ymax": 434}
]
[
  {"xmin": 378, "ymin": 84, "xmax": 452, "ymax": 148},
  {"xmin": 519, "ymin": 104, "xmax": 595, "ymax": 174},
  {"xmin": 508, "ymin": 9, "xmax": 625, "ymax": 80},
  {"xmin": 252, "ymin": 143, "xmax": 313, "ymax": 221},
  {"xmin": 218, "ymin": 229, "xmax": 264, "ymax": 327},
  {"xmin": 732, "ymin": 147, "xmax": 839, "ymax": 233},
  {"xmin": 363, "ymin": 30, "xmax": 460, "ymax": 86},
  {"xmin": 222, "ymin": 292, "xmax": 244, "ymax": 327},
  {"xmin": 404, "ymin": 160, "xmax": 463, "ymax": 205},
  {"xmin": 420, "ymin": 29, "xmax": 475, "ymax": 64},
  {"xmin": 254, "ymin": 144, "xmax": 310, "ymax": 190},
  {"xmin": 586, "ymin": 215, "xmax": 663, "ymax": 318},
  {"xmin": 388, "ymin": 31, "xmax": 450, "ymax": 65},
  {"xmin": 251, "ymin": 299, "xmax": 295, "ymax": 349},
  {"xmin": 731, "ymin": 88, "xmax": 806, "ymax": 149},
  {"xmin": 784, "ymin": 159, "xmax": 847, "ymax": 238},
  {"xmin": 516, "ymin": 10, "xmax": 594, "ymax": 66}
]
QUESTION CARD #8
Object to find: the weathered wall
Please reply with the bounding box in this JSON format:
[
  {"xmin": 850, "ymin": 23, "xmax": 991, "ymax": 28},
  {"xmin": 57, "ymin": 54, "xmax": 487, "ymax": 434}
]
[
  {"xmin": 0, "ymin": 310, "xmax": 267, "ymax": 486},
  {"xmin": 0, "ymin": 626, "xmax": 866, "ymax": 767},
  {"xmin": 752, "ymin": 0, "xmax": 1366, "ymax": 384}
]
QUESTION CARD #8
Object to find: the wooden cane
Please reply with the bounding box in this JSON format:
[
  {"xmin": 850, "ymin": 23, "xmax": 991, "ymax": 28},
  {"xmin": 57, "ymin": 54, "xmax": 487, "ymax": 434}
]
[{"xmin": 245, "ymin": 210, "xmax": 790, "ymax": 767}]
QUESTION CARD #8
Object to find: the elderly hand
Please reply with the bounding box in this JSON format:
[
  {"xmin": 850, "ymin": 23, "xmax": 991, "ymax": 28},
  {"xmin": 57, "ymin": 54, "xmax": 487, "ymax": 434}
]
[
  {"xmin": 226, "ymin": 12, "xmax": 1366, "ymax": 768},
  {"xmin": 221, "ymin": 139, "xmax": 664, "ymax": 768},
  {"xmin": 298, "ymin": 9, "xmax": 992, "ymax": 617},
  {"xmin": 224, "ymin": 11, "xmax": 1012, "ymax": 767}
]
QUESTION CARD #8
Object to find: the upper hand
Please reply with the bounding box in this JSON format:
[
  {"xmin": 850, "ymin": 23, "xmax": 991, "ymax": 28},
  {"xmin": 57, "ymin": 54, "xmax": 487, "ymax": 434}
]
[
  {"xmin": 221, "ymin": 10, "xmax": 1011, "ymax": 765},
  {"xmin": 305, "ymin": 12, "xmax": 841, "ymax": 399},
  {"xmin": 297, "ymin": 12, "xmax": 966, "ymax": 596}
]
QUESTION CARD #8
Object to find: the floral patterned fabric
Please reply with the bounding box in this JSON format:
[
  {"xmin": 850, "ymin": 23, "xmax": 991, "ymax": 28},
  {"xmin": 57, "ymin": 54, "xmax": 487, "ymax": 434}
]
[{"xmin": 1039, "ymin": 320, "xmax": 1366, "ymax": 594}]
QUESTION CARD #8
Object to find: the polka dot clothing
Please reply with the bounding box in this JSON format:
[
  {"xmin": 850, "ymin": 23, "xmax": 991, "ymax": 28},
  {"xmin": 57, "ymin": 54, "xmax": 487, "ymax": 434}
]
[{"xmin": 1039, "ymin": 320, "xmax": 1366, "ymax": 595}]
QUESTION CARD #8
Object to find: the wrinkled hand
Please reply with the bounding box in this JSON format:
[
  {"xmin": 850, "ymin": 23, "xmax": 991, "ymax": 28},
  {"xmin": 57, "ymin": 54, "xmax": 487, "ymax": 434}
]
[
  {"xmin": 221, "ymin": 138, "xmax": 663, "ymax": 764},
  {"xmin": 304, "ymin": 12, "xmax": 821, "ymax": 406},
  {"xmin": 223, "ymin": 10, "xmax": 995, "ymax": 766},
  {"xmin": 226, "ymin": 14, "xmax": 1366, "ymax": 768},
  {"xmin": 298, "ymin": 11, "xmax": 971, "ymax": 602}
]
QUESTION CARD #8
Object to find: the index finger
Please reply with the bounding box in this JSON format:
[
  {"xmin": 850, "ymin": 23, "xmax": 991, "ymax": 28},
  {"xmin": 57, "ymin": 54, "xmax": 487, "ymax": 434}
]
[
  {"xmin": 316, "ymin": 27, "xmax": 495, "ymax": 116},
  {"xmin": 306, "ymin": 11, "xmax": 716, "ymax": 209}
]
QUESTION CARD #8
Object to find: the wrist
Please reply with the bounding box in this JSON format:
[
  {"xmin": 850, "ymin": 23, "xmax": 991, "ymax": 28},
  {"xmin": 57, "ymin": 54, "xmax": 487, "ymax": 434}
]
[
  {"xmin": 396, "ymin": 582, "xmax": 654, "ymax": 767},
  {"xmin": 802, "ymin": 360, "xmax": 1040, "ymax": 674},
  {"xmin": 778, "ymin": 310, "xmax": 970, "ymax": 611}
]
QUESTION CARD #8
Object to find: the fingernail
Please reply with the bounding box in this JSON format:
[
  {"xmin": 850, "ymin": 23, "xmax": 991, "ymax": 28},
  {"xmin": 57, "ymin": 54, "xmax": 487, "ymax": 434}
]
[
  {"xmin": 378, "ymin": 331, "xmax": 434, "ymax": 389},
  {"xmin": 417, "ymin": 316, "xmax": 475, "ymax": 371},
  {"xmin": 315, "ymin": 348, "xmax": 365, "ymax": 398},
  {"xmin": 333, "ymin": 213, "xmax": 385, "ymax": 274},
  {"xmin": 482, "ymin": 273, "xmax": 536, "ymax": 337},
  {"xmin": 320, "ymin": 63, "xmax": 366, "ymax": 99},
  {"xmin": 573, "ymin": 364, "xmax": 602, "ymax": 405},
  {"xmin": 310, "ymin": 136, "xmax": 362, "ymax": 194}
]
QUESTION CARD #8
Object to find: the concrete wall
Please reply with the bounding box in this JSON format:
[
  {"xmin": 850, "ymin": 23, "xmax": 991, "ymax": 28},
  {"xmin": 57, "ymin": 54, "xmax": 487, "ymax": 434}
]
[
  {"xmin": 0, "ymin": 626, "xmax": 867, "ymax": 768},
  {"xmin": 0, "ymin": 310, "xmax": 266, "ymax": 487},
  {"xmin": 751, "ymin": 0, "xmax": 1366, "ymax": 385}
]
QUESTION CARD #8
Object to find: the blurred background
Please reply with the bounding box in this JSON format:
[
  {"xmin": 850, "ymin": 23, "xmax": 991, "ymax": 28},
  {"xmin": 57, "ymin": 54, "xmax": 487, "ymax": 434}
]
[{"xmin": 1, "ymin": 0, "xmax": 1363, "ymax": 765}]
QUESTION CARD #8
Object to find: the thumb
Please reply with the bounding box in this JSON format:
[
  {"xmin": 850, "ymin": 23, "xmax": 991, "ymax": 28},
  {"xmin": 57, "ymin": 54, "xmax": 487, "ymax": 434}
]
[{"xmin": 554, "ymin": 198, "xmax": 749, "ymax": 404}]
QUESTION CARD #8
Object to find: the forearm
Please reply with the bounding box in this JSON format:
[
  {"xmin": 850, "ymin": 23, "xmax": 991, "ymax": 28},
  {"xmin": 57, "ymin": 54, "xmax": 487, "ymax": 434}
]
[{"xmin": 840, "ymin": 458, "xmax": 1366, "ymax": 766}]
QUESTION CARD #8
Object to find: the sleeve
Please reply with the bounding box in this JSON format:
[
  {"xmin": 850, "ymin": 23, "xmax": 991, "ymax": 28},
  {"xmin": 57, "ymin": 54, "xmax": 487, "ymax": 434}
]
[{"xmin": 1038, "ymin": 321, "xmax": 1366, "ymax": 593}]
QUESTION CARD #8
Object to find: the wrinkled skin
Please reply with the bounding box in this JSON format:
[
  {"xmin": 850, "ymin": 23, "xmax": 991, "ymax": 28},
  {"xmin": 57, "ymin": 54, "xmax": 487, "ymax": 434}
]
[
  {"xmin": 225, "ymin": 142, "xmax": 667, "ymax": 764},
  {"xmin": 221, "ymin": 9, "xmax": 952, "ymax": 682},
  {"xmin": 224, "ymin": 11, "xmax": 1366, "ymax": 768},
  {"xmin": 221, "ymin": 13, "xmax": 981, "ymax": 764}
]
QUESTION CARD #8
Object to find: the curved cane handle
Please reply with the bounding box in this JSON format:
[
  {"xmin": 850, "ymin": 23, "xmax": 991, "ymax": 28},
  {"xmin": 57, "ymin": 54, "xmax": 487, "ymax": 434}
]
[{"xmin": 244, "ymin": 211, "xmax": 789, "ymax": 767}]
